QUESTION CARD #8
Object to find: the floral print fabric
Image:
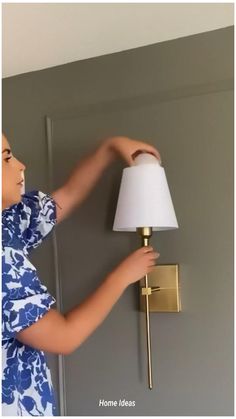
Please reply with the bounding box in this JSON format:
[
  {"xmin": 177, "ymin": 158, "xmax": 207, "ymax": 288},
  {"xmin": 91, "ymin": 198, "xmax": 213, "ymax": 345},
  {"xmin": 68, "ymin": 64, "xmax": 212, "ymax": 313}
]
[{"xmin": 2, "ymin": 191, "xmax": 58, "ymax": 416}]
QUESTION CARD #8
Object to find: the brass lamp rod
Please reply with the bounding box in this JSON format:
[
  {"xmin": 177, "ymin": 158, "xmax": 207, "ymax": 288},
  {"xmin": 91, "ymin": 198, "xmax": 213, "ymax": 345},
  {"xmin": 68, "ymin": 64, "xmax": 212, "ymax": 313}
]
[{"xmin": 137, "ymin": 226, "xmax": 153, "ymax": 390}]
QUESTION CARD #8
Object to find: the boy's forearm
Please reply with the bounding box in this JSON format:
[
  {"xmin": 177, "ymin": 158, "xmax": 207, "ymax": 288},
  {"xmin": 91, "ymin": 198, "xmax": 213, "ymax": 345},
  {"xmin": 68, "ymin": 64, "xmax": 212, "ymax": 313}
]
[
  {"xmin": 15, "ymin": 272, "xmax": 128, "ymax": 355},
  {"xmin": 65, "ymin": 138, "xmax": 116, "ymax": 206},
  {"xmin": 64, "ymin": 272, "xmax": 128, "ymax": 353}
]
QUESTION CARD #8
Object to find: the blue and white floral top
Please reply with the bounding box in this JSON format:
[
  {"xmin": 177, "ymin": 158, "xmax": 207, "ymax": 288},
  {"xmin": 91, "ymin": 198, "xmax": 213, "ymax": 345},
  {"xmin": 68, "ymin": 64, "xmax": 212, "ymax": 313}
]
[{"xmin": 2, "ymin": 190, "xmax": 58, "ymax": 416}]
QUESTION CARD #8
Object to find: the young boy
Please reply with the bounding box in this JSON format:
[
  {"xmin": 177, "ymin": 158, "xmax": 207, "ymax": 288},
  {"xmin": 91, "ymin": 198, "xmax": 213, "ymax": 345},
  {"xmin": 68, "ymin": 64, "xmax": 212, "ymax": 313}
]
[{"xmin": 2, "ymin": 133, "xmax": 160, "ymax": 415}]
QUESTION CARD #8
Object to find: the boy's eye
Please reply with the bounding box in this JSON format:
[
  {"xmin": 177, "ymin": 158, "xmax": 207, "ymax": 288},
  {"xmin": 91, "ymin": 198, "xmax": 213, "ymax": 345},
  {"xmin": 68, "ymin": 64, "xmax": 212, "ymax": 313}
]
[{"xmin": 5, "ymin": 156, "xmax": 12, "ymax": 162}]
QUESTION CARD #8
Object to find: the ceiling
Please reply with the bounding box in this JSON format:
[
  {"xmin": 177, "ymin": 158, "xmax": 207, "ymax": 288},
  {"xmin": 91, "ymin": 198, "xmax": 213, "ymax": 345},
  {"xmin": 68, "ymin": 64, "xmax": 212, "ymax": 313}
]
[{"xmin": 2, "ymin": 2, "xmax": 234, "ymax": 79}]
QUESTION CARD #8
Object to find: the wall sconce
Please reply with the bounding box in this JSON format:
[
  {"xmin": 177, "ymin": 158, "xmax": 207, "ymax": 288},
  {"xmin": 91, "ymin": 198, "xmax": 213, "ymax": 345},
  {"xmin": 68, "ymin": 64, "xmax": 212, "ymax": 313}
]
[{"xmin": 112, "ymin": 151, "xmax": 180, "ymax": 389}]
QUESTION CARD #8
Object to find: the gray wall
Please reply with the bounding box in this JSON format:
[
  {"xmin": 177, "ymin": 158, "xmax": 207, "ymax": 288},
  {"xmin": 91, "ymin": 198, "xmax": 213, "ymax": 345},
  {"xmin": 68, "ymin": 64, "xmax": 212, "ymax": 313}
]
[{"xmin": 2, "ymin": 26, "xmax": 234, "ymax": 416}]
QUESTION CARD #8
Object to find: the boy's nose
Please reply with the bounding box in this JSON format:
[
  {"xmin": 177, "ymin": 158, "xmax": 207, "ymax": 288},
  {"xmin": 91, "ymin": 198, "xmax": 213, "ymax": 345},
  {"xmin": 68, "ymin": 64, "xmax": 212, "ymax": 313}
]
[
  {"xmin": 18, "ymin": 160, "xmax": 26, "ymax": 171},
  {"xmin": 14, "ymin": 156, "xmax": 25, "ymax": 171}
]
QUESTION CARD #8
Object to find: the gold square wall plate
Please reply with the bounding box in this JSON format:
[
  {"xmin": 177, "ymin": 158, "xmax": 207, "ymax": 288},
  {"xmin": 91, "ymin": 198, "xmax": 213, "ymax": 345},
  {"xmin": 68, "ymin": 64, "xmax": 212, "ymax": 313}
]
[{"xmin": 139, "ymin": 264, "xmax": 181, "ymax": 312}]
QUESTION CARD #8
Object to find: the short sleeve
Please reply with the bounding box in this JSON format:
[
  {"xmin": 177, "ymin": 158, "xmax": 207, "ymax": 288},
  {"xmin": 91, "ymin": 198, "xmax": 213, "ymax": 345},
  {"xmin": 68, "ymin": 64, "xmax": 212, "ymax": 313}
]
[
  {"xmin": 18, "ymin": 190, "xmax": 57, "ymax": 253},
  {"xmin": 2, "ymin": 248, "xmax": 56, "ymax": 341}
]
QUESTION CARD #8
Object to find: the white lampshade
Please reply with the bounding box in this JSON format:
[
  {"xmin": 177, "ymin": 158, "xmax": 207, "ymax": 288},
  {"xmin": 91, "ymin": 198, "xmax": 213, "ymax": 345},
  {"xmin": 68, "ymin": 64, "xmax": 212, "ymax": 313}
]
[{"xmin": 113, "ymin": 153, "xmax": 179, "ymax": 231}]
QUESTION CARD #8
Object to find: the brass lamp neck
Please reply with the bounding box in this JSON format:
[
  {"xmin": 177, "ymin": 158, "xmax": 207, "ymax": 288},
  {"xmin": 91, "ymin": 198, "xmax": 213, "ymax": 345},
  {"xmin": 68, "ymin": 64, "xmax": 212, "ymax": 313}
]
[{"xmin": 136, "ymin": 227, "xmax": 153, "ymax": 246}]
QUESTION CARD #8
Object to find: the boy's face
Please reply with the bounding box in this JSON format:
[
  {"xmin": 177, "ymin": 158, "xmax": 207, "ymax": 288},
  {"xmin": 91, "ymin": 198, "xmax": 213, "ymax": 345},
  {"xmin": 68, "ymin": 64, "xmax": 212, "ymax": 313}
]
[{"xmin": 2, "ymin": 134, "xmax": 26, "ymax": 210}]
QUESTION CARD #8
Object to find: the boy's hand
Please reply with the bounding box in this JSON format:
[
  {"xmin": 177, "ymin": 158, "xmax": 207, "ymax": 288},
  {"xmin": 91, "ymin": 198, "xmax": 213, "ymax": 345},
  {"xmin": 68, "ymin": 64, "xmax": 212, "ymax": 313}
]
[
  {"xmin": 111, "ymin": 246, "xmax": 160, "ymax": 287},
  {"xmin": 105, "ymin": 136, "xmax": 162, "ymax": 166}
]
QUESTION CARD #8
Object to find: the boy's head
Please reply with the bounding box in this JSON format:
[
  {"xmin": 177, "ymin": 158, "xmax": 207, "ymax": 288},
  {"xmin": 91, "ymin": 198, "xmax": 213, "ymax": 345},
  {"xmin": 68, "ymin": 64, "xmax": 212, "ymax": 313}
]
[{"xmin": 2, "ymin": 133, "xmax": 26, "ymax": 210}]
